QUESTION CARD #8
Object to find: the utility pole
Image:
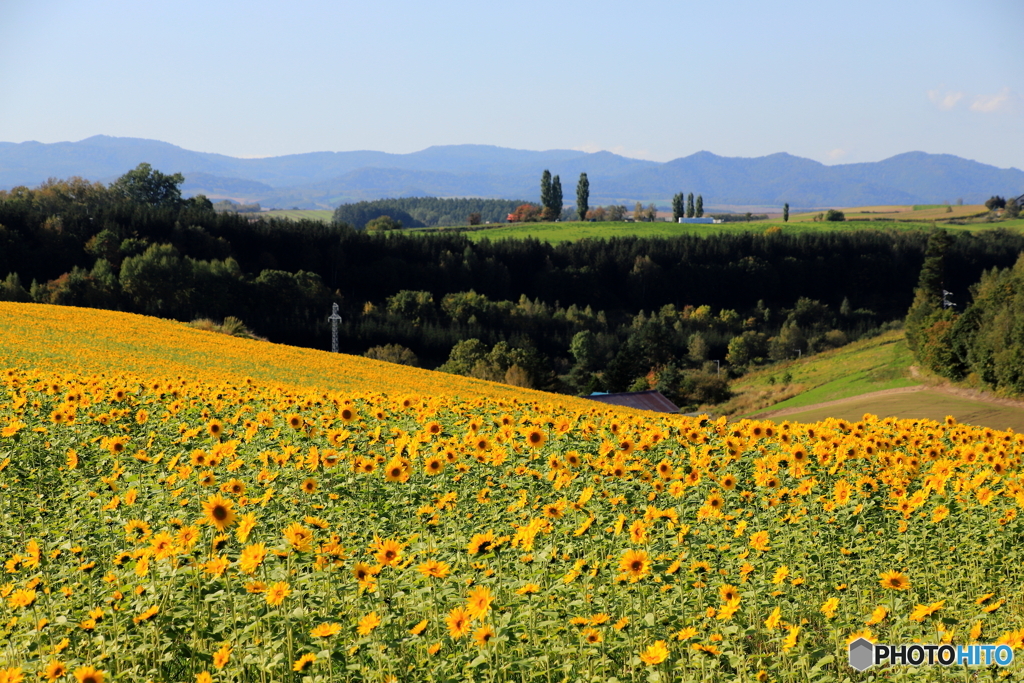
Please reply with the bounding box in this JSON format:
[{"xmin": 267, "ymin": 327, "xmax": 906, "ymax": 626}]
[{"xmin": 328, "ymin": 303, "xmax": 342, "ymax": 353}]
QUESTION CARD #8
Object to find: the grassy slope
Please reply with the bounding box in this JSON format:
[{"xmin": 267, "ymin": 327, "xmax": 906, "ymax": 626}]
[
  {"xmin": 715, "ymin": 328, "xmax": 1024, "ymax": 431},
  {"xmin": 715, "ymin": 330, "xmax": 918, "ymax": 418}
]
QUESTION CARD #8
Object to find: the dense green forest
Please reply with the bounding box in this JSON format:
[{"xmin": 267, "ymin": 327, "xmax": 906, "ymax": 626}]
[
  {"xmin": 331, "ymin": 197, "xmax": 527, "ymax": 229},
  {"xmin": 4, "ymin": 167, "xmax": 1024, "ymax": 407},
  {"xmin": 907, "ymin": 230, "xmax": 1024, "ymax": 394}
]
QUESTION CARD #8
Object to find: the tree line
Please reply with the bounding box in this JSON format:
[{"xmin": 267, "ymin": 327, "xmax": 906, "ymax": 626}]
[
  {"xmin": 5, "ymin": 166, "xmax": 1024, "ymax": 407},
  {"xmin": 906, "ymin": 229, "xmax": 1024, "ymax": 394},
  {"xmin": 331, "ymin": 197, "xmax": 527, "ymax": 229}
]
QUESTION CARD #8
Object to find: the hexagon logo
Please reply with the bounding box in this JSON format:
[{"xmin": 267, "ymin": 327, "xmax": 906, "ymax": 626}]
[{"xmin": 848, "ymin": 637, "xmax": 875, "ymax": 671}]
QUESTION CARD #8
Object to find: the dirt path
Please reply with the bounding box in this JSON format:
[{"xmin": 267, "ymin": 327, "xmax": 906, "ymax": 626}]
[
  {"xmin": 753, "ymin": 385, "xmax": 928, "ymax": 419},
  {"xmin": 748, "ymin": 377, "xmax": 1024, "ymax": 431}
]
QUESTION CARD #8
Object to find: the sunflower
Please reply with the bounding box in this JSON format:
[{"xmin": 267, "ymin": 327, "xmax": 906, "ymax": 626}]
[
  {"xmin": 640, "ymin": 640, "xmax": 669, "ymax": 665},
  {"xmin": 132, "ymin": 605, "xmax": 159, "ymax": 624},
  {"xmin": 286, "ymin": 414, "xmax": 303, "ymax": 430},
  {"xmin": 748, "ymin": 531, "xmax": 771, "ymax": 552},
  {"xmin": 446, "ymin": 606, "xmax": 472, "ymax": 639},
  {"xmin": 339, "ymin": 407, "xmax": 356, "ymax": 422},
  {"xmin": 781, "ymin": 625, "xmax": 800, "ymax": 651},
  {"xmin": 417, "ymin": 559, "xmax": 450, "ymax": 579},
  {"xmin": 473, "ymin": 624, "xmax": 496, "ymax": 647},
  {"xmin": 655, "ymin": 460, "xmax": 673, "ymax": 479},
  {"xmin": 212, "ymin": 643, "xmax": 232, "ymax": 668},
  {"xmin": 201, "ymin": 494, "xmax": 236, "ymax": 532},
  {"xmin": 424, "ymin": 456, "xmax": 444, "ymax": 475},
  {"xmin": 283, "ymin": 522, "xmax": 313, "ymax": 552},
  {"xmin": 124, "ymin": 519, "xmax": 151, "ymax": 543},
  {"xmin": 466, "ymin": 585, "xmax": 493, "ymax": 619},
  {"xmin": 44, "ymin": 662, "xmax": 67, "ymax": 681},
  {"xmin": 238, "ymin": 543, "xmax": 267, "ymax": 574},
  {"xmin": 718, "ymin": 584, "xmax": 740, "ymax": 603},
  {"xmin": 582, "ymin": 627, "xmax": 603, "ymax": 644},
  {"xmin": 878, "ymin": 570, "xmax": 911, "ymax": 591},
  {"xmin": 384, "ymin": 457, "xmax": 410, "ymax": 483},
  {"xmin": 909, "ymin": 600, "xmax": 945, "ymax": 622},
  {"xmin": 207, "ymin": 420, "xmax": 224, "ymax": 439},
  {"xmin": 865, "ymin": 606, "xmax": 887, "ymax": 625},
  {"xmin": 467, "ymin": 531, "xmax": 497, "ymax": 555},
  {"xmin": 356, "ymin": 611, "xmax": 381, "ymax": 636},
  {"xmin": 221, "ymin": 479, "xmax": 245, "ymax": 496},
  {"xmin": 292, "ymin": 654, "xmax": 316, "ymax": 672},
  {"xmin": 619, "ymin": 549, "xmax": 651, "ymax": 581},
  {"xmin": 524, "ymin": 427, "xmax": 547, "ymax": 448},
  {"xmin": 300, "ymin": 478, "xmax": 318, "ymax": 494},
  {"xmin": 352, "ymin": 562, "xmax": 380, "ymax": 582},
  {"xmin": 236, "ymin": 513, "xmax": 257, "ymax": 543},
  {"xmin": 265, "ymin": 581, "xmax": 291, "ymax": 606},
  {"xmin": 372, "ymin": 537, "xmax": 403, "ymax": 566},
  {"xmin": 8, "ymin": 589, "xmax": 36, "ymax": 609},
  {"xmin": 73, "ymin": 667, "xmax": 105, "ymax": 683}
]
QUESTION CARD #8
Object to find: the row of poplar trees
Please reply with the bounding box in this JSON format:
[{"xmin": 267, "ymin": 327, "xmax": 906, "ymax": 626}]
[
  {"xmin": 540, "ymin": 170, "xmax": 589, "ymax": 221},
  {"xmin": 672, "ymin": 192, "xmax": 704, "ymax": 220}
]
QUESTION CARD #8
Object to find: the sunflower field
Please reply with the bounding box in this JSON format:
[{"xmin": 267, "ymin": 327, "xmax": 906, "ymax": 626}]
[{"xmin": 0, "ymin": 303, "xmax": 1023, "ymax": 682}]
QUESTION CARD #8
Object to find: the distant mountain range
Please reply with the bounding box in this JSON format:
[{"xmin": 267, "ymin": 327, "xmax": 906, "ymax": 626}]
[{"xmin": 1, "ymin": 135, "xmax": 1022, "ymax": 210}]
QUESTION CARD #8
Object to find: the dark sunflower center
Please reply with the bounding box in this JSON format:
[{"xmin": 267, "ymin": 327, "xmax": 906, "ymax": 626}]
[{"xmin": 213, "ymin": 506, "xmax": 228, "ymax": 521}]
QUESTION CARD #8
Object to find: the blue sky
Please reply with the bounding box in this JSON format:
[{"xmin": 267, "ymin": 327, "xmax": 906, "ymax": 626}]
[{"xmin": 1, "ymin": 0, "xmax": 1021, "ymax": 168}]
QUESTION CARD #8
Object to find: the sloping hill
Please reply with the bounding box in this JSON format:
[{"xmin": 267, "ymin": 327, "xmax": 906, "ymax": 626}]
[
  {"xmin": 717, "ymin": 329, "xmax": 1024, "ymax": 431},
  {"xmin": 0, "ymin": 302, "xmax": 609, "ymax": 410}
]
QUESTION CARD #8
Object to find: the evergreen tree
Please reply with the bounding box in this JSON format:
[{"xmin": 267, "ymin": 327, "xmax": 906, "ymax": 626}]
[
  {"xmin": 783, "ymin": 203, "xmax": 790, "ymax": 223},
  {"xmin": 540, "ymin": 170, "xmax": 552, "ymax": 218},
  {"xmin": 905, "ymin": 229, "xmax": 953, "ymax": 358},
  {"xmin": 686, "ymin": 193, "xmax": 695, "ymax": 218},
  {"xmin": 695, "ymin": 195, "xmax": 704, "ymax": 218},
  {"xmin": 576, "ymin": 173, "xmax": 589, "ymax": 221},
  {"xmin": 672, "ymin": 193, "xmax": 684, "ymax": 221},
  {"xmin": 551, "ymin": 175, "xmax": 562, "ymax": 219}
]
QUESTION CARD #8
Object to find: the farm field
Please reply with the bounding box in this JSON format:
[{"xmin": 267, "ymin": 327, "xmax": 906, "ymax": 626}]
[
  {"xmin": 258, "ymin": 209, "xmax": 335, "ymax": 222},
  {"xmin": 446, "ymin": 217, "xmax": 1020, "ymax": 244},
  {"xmin": 2, "ymin": 304, "xmax": 1024, "ymax": 681},
  {"xmin": 787, "ymin": 205, "xmax": 987, "ymax": 223}
]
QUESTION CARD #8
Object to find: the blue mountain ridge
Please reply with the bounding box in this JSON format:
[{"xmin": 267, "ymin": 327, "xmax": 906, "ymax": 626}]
[{"xmin": 0, "ymin": 135, "xmax": 1020, "ymax": 209}]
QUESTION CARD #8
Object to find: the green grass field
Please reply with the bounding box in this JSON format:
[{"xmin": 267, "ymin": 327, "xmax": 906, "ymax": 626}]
[
  {"xmin": 260, "ymin": 209, "xmax": 335, "ymax": 222},
  {"xmin": 252, "ymin": 206, "xmax": 1024, "ymax": 243},
  {"xmin": 716, "ymin": 330, "xmax": 917, "ymax": 417},
  {"xmin": 450, "ymin": 218, "xmax": 1023, "ymax": 244},
  {"xmin": 711, "ymin": 328, "xmax": 1024, "ymax": 432}
]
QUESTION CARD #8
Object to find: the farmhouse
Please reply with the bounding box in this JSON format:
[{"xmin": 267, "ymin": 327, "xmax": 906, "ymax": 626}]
[{"xmin": 586, "ymin": 390, "xmax": 680, "ymax": 414}]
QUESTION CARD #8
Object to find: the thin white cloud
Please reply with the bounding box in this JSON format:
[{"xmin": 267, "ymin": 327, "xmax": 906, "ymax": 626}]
[
  {"xmin": 927, "ymin": 89, "xmax": 963, "ymax": 110},
  {"xmin": 826, "ymin": 148, "xmax": 847, "ymax": 161},
  {"xmin": 971, "ymin": 87, "xmax": 1012, "ymax": 113}
]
